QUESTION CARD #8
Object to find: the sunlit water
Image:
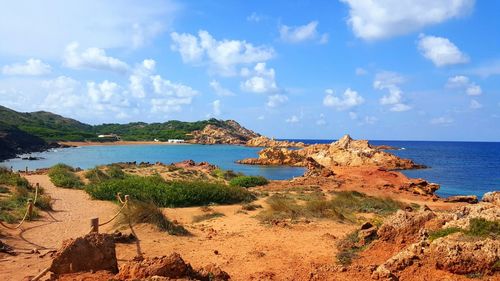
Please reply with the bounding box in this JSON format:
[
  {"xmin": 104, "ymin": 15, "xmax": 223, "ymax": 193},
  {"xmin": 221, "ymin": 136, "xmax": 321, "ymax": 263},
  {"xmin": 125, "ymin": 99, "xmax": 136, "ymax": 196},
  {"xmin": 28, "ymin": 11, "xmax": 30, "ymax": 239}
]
[{"xmin": 2, "ymin": 140, "xmax": 499, "ymax": 197}]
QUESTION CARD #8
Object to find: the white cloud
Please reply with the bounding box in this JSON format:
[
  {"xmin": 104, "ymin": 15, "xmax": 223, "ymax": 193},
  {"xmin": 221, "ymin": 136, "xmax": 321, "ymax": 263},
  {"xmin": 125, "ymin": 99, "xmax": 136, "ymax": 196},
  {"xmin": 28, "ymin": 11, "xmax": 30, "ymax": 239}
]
[
  {"xmin": 355, "ymin": 67, "xmax": 367, "ymax": 76},
  {"xmin": 170, "ymin": 30, "xmax": 275, "ymax": 76},
  {"xmin": 257, "ymin": 115, "xmax": 265, "ymax": 120},
  {"xmin": 247, "ymin": 12, "xmax": 266, "ymax": 23},
  {"xmin": 209, "ymin": 80, "xmax": 235, "ymax": 96},
  {"xmin": 211, "ymin": 100, "xmax": 221, "ymax": 116},
  {"xmin": 241, "ymin": 62, "xmax": 278, "ymax": 94},
  {"xmin": 63, "ymin": 42, "xmax": 129, "ymax": 73},
  {"xmin": 430, "ymin": 116, "xmax": 454, "ymax": 125},
  {"xmin": 2, "ymin": 59, "xmax": 51, "ymax": 76},
  {"xmin": 363, "ymin": 116, "xmax": 378, "ymax": 125},
  {"xmin": 417, "ymin": 34, "xmax": 469, "ymax": 67},
  {"xmin": 150, "ymin": 75, "xmax": 198, "ymax": 113},
  {"xmin": 341, "ymin": 0, "xmax": 475, "ymax": 40},
  {"xmin": 266, "ymin": 94, "xmax": 288, "ymax": 108},
  {"xmin": 468, "ymin": 60, "xmax": 500, "ymax": 78},
  {"xmin": 446, "ymin": 75, "xmax": 482, "ymax": 96},
  {"xmin": 0, "ymin": 0, "xmax": 178, "ymax": 58},
  {"xmin": 323, "ymin": 88, "xmax": 364, "ymax": 110},
  {"xmin": 470, "ymin": 99, "xmax": 482, "ymax": 109},
  {"xmin": 374, "ymin": 71, "xmax": 411, "ymax": 112},
  {"xmin": 349, "ymin": 111, "xmax": 358, "ymax": 120},
  {"xmin": 286, "ymin": 115, "xmax": 300, "ymax": 123},
  {"xmin": 40, "ymin": 76, "xmax": 83, "ymax": 112},
  {"xmin": 279, "ymin": 21, "xmax": 328, "ymax": 44}
]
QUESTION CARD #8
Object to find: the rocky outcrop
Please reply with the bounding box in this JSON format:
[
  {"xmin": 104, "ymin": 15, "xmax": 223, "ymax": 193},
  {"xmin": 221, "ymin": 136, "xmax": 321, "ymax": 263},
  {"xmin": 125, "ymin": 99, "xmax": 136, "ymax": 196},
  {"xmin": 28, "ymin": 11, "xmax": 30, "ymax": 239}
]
[
  {"xmin": 482, "ymin": 191, "xmax": 500, "ymax": 205},
  {"xmin": 444, "ymin": 195, "xmax": 478, "ymax": 204},
  {"xmin": 237, "ymin": 147, "xmax": 305, "ymax": 166},
  {"xmin": 116, "ymin": 252, "xmax": 230, "ymax": 280},
  {"xmin": 304, "ymin": 157, "xmax": 335, "ymax": 177},
  {"xmin": 377, "ymin": 209, "xmax": 436, "ymax": 244},
  {"xmin": 444, "ymin": 202, "xmax": 500, "ymax": 229},
  {"xmin": 238, "ymin": 134, "xmax": 425, "ymax": 171},
  {"xmin": 430, "ymin": 234, "xmax": 499, "ymax": 275},
  {"xmin": 49, "ymin": 233, "xmax": 118, "ymax": 275},
  {"xmin": 372, "ymin": 240, "xmax": 429, "ymax": 280},
  {"xmin": 404, "ymin": 178, "xmax": 440, "ymax": 196},
  {"xmin": 0, "ymin": 122, "xmax": 59, "ymax": 161},
  {"xmin": 188, "ymin": 120, "xmax": 260, "ymax": 145},
  {"xmin": 246, "ymin": 136, "xmax": 306, "ymax": 148}
]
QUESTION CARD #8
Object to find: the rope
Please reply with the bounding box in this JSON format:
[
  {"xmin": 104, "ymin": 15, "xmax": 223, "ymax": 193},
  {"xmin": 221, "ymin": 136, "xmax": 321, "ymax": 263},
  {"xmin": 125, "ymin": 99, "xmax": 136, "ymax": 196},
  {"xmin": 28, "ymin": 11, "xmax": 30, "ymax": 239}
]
[
  {"xmin": 0, "ymin": 183, "xmax": 39, "ymax": 230},
  {"xmin": 0, "ymin": 203, "xmax": 30, "ymax": 230},
  {"xmin": 98, "ymin": 197, "xmax": 129, "ymax": 227}
]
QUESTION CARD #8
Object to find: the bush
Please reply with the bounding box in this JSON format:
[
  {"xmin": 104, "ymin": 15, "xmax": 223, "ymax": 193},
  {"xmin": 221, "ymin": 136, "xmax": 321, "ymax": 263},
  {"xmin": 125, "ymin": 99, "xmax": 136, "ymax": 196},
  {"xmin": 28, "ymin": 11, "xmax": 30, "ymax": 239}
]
[
  {"xmin": 84, "ymin": 168, "xmax": 110, "ymax": 184},
  {"xmin": 429, "ymin": 227, "xmax": 462, "ymax": 242},
  {"xmin": 118, "ymin": 200, "xmax": 188, "ymax": 235},
  {"xmin": 48, "ymin": 164, "xmax": 83, "ymax": 188},
  {"xmin": 229, "ymin": 176, "xmax": 268, "ymax": 188},
  {"xmin": 241, "ymin": 203, "xmax": 263, "ymax": 211},
  {"xmin": 106, "ymin": 165, "xmax": 126, "ymax": 179},
  {"xmin": 466, "ymin": 218, "xmax": 500, "ymax": 238},
  {"xmin": 85, "ymin": 174, "xmax": 255, "ymax": 207},
  {"xmin": 192, "ymin": 212, "xmax": 225, "ymax": 223},
  {"xmin": 211, "ymin": 168, "xmax": 242, "ymax": 181},
  {"xmin": 336, "ymin": 231, "xmax": 362, "ymax": 266},
  {"xmin": 330, "ymin": 191, "xmax": 404, "ymax": 216}
]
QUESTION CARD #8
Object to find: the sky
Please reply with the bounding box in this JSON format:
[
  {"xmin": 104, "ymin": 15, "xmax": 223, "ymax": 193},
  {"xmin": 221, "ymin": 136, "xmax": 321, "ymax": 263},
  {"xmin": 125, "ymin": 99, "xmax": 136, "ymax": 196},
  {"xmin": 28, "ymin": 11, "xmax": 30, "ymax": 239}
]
[{"xmin": 0, "ymin": 0, "xmax": 499, "ymax": 141}]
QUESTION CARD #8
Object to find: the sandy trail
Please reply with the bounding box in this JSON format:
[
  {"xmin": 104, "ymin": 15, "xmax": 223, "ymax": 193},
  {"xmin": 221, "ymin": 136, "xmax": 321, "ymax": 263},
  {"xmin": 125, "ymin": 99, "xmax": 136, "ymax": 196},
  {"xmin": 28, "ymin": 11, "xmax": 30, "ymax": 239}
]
[
  {"xmin": 0, "ymin": 175, "xmax": 357, "ymax": 281},
  {"xmin": 0, "ymin": 174, "xmax": 118, "ymax": 279}
]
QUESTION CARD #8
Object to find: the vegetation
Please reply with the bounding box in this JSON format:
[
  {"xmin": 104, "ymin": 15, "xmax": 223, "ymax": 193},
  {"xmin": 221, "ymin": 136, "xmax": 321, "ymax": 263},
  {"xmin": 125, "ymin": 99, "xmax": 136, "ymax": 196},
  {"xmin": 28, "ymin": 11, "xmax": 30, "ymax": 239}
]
[
  {"xmin": 0, "ymin": 167, "xmax": 52, "ymax": 223},
  {"xmin": 192, "ymin": 212, "xmax": 225, "ymax": 223},
  {"xmin": 335, "ymin": 230, "xmax": 373, "ymax": 266},
  {"xmin": 0, "ymin": 105, "xmax": 240, "ymax": 142},
  {"xmin": 257, "ymin": 191, "xmax": 405, "ymax": 224},
  {"xmin": 241, "ymin": 203, "xmax": 263, "ymax": 211},
  {"xmin": 211, "ymin": 168, "xmax": 242, "ymax": 181},
  {"xmin": 48, "ymin": 164, "xmax": 83, "ymax": 188},
  {"xmin": 118, "ymin": 200, "xmax": 188, "ymax": 236},
  {"xmin": 229, "ymin": 175, "xmax": 269, "ymax": 188},
  {"xmin": 85, "ymin": 174, "xmax": 255, "ymax": 207},
  {"xmin": 428, "ymin": 218, "xmax": 499, "ymax": 242}
]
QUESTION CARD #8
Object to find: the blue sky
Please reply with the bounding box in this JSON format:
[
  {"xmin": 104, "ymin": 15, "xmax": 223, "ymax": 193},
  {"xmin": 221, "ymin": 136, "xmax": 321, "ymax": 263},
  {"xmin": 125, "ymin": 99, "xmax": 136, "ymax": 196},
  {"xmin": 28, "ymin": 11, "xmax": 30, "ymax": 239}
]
[{"xmin": 0, "ymin": 0, "xmax": 499, "ymax": 141}]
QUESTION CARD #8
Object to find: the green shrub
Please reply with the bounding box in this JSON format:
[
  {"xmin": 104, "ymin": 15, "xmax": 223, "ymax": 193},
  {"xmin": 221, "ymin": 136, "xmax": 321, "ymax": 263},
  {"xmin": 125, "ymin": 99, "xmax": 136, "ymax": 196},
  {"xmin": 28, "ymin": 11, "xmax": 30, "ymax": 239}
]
[
  {"xmin": 192, "ymin": 212, "xmax": 225, "ymax": 223},
  {"xmin": 429, "ymin": 227, "xmax": 462, "ymax": 242},
  {"xmin": 106, "ymin": 165, "xmax": 126, "ymax": 179},
  {"xmin": 84, "ymin": 168, "xmax": 110, "ymax": 184},
  {"xmin": 336, "ymin": 231, "xmax": 362, "ymax": 266},
  {"xmin": 229, "ymin": 176, "xmax": 268, "ymax": 188},
  {"xmin": 241, "ymin": 203, "xmax": 263, "ymax": 211},
  {"xmin": 466, "ymin": 218, "xmax": 500, "ymax": 238},
  {"xmin": 212, "ymin": 168, "xmax": 242, "ymax": 180},
  {"xmin": 85, "ymin": 174, "xmax": 255, "ymax": 207},
  {"xmin": 48, "ymin": 164, "xmax": 83, "ymax": 188},
  {"xmin": 118, "ymin": 200, "xmax": 188, "ymax": 236},
  {"xmin": 331, "ymin": 191, "xmax": 404, "ymax": 215}
]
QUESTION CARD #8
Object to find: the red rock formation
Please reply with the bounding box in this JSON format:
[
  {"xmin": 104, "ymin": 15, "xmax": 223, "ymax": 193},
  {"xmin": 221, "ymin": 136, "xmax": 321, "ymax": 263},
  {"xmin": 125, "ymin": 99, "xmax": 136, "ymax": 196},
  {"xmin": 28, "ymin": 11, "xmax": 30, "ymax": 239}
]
[{"xmin": 246, "ymin": 136, "xmax": 306, "ymax": 148}]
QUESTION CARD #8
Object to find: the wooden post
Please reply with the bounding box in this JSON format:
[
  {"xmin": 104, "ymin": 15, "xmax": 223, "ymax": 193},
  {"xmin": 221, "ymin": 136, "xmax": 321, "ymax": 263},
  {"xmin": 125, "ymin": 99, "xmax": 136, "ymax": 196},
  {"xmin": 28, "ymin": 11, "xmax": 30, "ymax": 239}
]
[
  {"xmin": 25, "ymin": 166, "xmax": 28, "ymax": 173},
  {"xmin": 90, "ymin": 218, "xmax": 99, "ymax": 233},
  {"xmin": 10, "ymin": 166, "xmax": 13, "ymax": 172},
  {"xmin": 27, "ymin": 199, "xmax": 34, "ymax": 219}
]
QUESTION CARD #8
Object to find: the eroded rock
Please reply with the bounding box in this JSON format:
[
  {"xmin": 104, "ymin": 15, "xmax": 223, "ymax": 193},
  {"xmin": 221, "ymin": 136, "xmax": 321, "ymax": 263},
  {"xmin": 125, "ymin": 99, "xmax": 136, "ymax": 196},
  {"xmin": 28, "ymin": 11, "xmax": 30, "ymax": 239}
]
[
  {"xmin": 49, "ymin": 232, "xmax": 118, "ymax": 275},
  {"xmin": 482, "ymin": 191, "xmax": 500, "ymax": 206},
  {"xmin": 444, "ymin": 195, "xmax": 478, "ymax": 204},
  {"xmin": 377, "ymin": 209, "xmax": 436, "ymax": 244},
  {"xmin": 246, "ymin": 136, "xmax": 306, "ymax": 148}
]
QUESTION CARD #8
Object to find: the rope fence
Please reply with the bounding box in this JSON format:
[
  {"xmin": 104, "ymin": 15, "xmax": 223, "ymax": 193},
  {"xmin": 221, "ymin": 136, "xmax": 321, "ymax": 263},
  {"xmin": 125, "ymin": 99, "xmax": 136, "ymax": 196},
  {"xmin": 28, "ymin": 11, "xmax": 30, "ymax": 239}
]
[
  {"xmin": 0, "ymin": 183, "xmax": 39, "ymax": 230},
  {"xmin": 88, "ymin": 193, "xmax": 130, "ymax": 233}
]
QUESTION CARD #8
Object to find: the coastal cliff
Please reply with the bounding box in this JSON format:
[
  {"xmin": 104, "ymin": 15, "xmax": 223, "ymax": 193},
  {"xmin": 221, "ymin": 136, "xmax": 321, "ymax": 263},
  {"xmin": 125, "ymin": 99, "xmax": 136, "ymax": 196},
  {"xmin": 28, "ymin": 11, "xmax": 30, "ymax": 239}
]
[
  {"xmin": 238, "ymin": 134, "xmax": 424, "ymax": 170},
  {"xmin": 187, "ymin": 120, "xmax": 260, "ymax": 145},
  {"xmin": 0, "ymin": 122, "xmax": 58, "ymax": 161},
  {"xmin": 246, "ymin": 136, "xmax": 306, "ymax": 148}
]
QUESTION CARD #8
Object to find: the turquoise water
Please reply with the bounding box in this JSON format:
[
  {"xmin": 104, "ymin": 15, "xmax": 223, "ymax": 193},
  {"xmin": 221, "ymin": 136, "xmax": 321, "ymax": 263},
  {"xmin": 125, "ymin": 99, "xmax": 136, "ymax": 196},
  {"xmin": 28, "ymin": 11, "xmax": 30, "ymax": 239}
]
[
  {"xmin": 0, "ymin": 144, "xmax": 306, "ymax": 180},
  {"xmin": 2, "ymin": 141, "xmax": 499, "ymax": 197}
]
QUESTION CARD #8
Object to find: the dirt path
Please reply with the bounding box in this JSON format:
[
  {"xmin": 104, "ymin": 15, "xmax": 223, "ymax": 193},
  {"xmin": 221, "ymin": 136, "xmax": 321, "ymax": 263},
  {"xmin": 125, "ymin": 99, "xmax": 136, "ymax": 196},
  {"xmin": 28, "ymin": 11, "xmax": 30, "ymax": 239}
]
[{"xmin": 0, "ymin": 174, "xmax": 118, "ymax": 280}]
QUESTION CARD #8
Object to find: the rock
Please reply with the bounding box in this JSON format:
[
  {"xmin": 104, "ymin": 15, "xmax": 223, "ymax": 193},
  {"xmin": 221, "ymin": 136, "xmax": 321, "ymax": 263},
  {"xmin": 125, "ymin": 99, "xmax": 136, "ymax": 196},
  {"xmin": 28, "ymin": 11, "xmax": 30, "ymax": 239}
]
[
  {"xmin": 482, "ymin": 191, "xmax": 500, "ymax": 205},
  {"xmin": 377, "ymin": 209, "xmax": 436, "ymax": 243},
  {"xmin": 377, "ymin": 240, "xmax": 429, "ymax": 275},
  {"xmin": 444, "ymin": 203, "xmax": 500, "ymax": 229},
  {"xmin": 304, "ymin": 157, "xmax": 335, "ymax": 177},
  {"xmin": 444, "ymin": 195, "xmax": 478, "ymax": 204},
  {"xmin": 357, "ymin": 222, "xmax": 378, "ymax": 247},
  {"xmin": 49, "ymin": 232, "xmax": 118, "ymax": 275},
  {"xmin": 237, "ymin": 147, "xmax": 305, "ymax": 166},
  {"xmin": 430, "ymin": 234, "xmax": 499, "ymax": 275},
  {"xmin": 238, "ymin": 134, "xmax": 426, "ymax": 172},
  {"xmin": 371, "ymin": 265, "xmax": 398, "ymax": 280},
  {"xmin": 0, "ymin": 240, "xmax": 15, "ymax": 255},
  {"xmin": 405, "ymin": 179, "xmax": 440, "ymax": 196},
  {"xmin": 116, "ymin": 252, "xmax": 230, "ymax": 280},
  {"xmin": 112, "ymin": 231, "xmax": 137, "ymax": 244},
  {"xmin": 188, "ymin": 120, "xmax": 260, "ymax": 145},
  {"xmin": 246, "ymin": 136, "xmax": 306, "ymax": 148}
]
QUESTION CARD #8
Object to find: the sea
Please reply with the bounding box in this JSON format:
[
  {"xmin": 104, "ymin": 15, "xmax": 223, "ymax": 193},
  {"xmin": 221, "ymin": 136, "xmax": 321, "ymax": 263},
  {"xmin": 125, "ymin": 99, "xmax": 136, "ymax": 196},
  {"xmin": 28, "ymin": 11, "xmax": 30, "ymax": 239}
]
[{"xmin": 1, "ymin": 140, "xmax": 499, "ymax": 198}]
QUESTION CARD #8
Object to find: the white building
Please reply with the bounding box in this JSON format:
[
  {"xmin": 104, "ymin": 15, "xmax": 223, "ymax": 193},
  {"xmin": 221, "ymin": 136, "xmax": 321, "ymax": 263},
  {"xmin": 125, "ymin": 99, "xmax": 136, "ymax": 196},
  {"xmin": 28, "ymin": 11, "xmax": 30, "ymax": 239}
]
[{"xmin": 167, "ymin": 139, "xmax": 185, "ymax": 143}]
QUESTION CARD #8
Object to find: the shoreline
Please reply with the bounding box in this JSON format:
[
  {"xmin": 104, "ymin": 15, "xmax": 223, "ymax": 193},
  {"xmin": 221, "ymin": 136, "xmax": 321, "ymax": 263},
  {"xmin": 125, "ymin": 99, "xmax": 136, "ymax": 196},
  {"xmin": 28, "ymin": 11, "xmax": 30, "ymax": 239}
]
[{"xmin": 58, "ymin": 141, "xmax": 192, "ymax": 147}]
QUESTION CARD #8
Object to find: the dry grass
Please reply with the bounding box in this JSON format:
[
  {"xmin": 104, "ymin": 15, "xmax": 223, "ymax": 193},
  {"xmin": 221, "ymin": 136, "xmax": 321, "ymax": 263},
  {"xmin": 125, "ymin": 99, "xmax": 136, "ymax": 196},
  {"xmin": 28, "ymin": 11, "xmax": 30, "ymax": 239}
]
[{"xmin": 192, "ymin": 212, "xmax": 225, "ymax": 223}]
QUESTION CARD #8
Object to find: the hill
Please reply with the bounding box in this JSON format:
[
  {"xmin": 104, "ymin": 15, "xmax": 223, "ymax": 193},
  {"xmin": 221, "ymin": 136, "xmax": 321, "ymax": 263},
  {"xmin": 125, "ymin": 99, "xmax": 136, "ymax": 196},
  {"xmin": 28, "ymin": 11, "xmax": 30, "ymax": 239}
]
[{"xmin": 0, "ymin": 122, "xmax": 54, "ymax": 160}]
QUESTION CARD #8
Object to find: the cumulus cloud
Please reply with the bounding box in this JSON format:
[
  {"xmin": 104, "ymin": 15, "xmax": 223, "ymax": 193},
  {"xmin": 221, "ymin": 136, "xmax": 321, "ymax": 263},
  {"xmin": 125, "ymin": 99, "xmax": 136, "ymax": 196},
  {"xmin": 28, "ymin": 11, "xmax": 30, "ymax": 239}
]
[
  {"xmin": 170, "ymin": 30, "xmax": 275, "ymax": 76},
  {"xmin": 373, "ymin": 71, "xmax": 411, "ymax": 112},
  {"xmin": 446, "ymin": 75, "xmax": 482, "ymax": 96},
  {"xmin": 41, "ymin": 76, "xmax": 83, "ymax": 111},
  {"xmin": 209, "ymin": 80, "xmax": 235, "ymax": 96},
  {"xmin": 417, "ymin": 34, "xmax": 469, "ymax": 67},
  {"xmin": 241, "ymin": 62, "xmax": 278, "ymax": 94},
  {"xmin": 2, "ymin": 59, "xmax": 51, "ymax": 76},
  {"xmin": 286, "ymin": 115, "xmax": 300, "ymax": 123},
  {"xmin": 150, "ymin": 74, "xmax": 198, "ymax": 113},
  {"xmin": 468, "ymin": 60, "xmax": 500, "ymax": 78},
  {"xmin": 63, "ymin": 42, "xmax": 129, "ymax": 73},
  {"xmin": 430, "ymin": 116, "xmax": 454, "ymax": 125},
  {"xmin": 323, "ymin": 88, "xmax": 364, "ymax": 110},
  {"xmin": 0, "ymin": 0, "xmax": 178, "ymax": 58},
  {"xmin": 266, "ymin": 94, "xmax": 288, "ymax": 108},
  {"xmin": 340, "ymin": 0, "xmax": 475, "ymax": 40},
  {"xmin": 279, "ymin": 21, "xmax": 328, "ymax": 44},
  {"xmin": 211, "ymin": 100, "xmax": 221, "ymax": 116}
]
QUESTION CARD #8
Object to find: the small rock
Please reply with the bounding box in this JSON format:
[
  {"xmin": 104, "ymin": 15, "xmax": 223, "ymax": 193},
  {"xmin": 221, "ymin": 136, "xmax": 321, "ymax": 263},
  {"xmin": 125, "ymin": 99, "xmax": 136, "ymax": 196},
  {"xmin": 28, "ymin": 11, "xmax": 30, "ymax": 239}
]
[{"xmin": 444, "ymin": 195, "xmax": 478, "ymax": 204}]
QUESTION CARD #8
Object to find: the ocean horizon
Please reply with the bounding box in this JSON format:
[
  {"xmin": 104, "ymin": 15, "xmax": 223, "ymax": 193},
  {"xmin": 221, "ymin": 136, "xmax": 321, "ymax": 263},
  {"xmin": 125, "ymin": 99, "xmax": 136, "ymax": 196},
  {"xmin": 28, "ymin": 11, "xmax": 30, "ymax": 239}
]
[{"xmin": 2, "ymin": 139, "xmax": 498, "ymax": 198}]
